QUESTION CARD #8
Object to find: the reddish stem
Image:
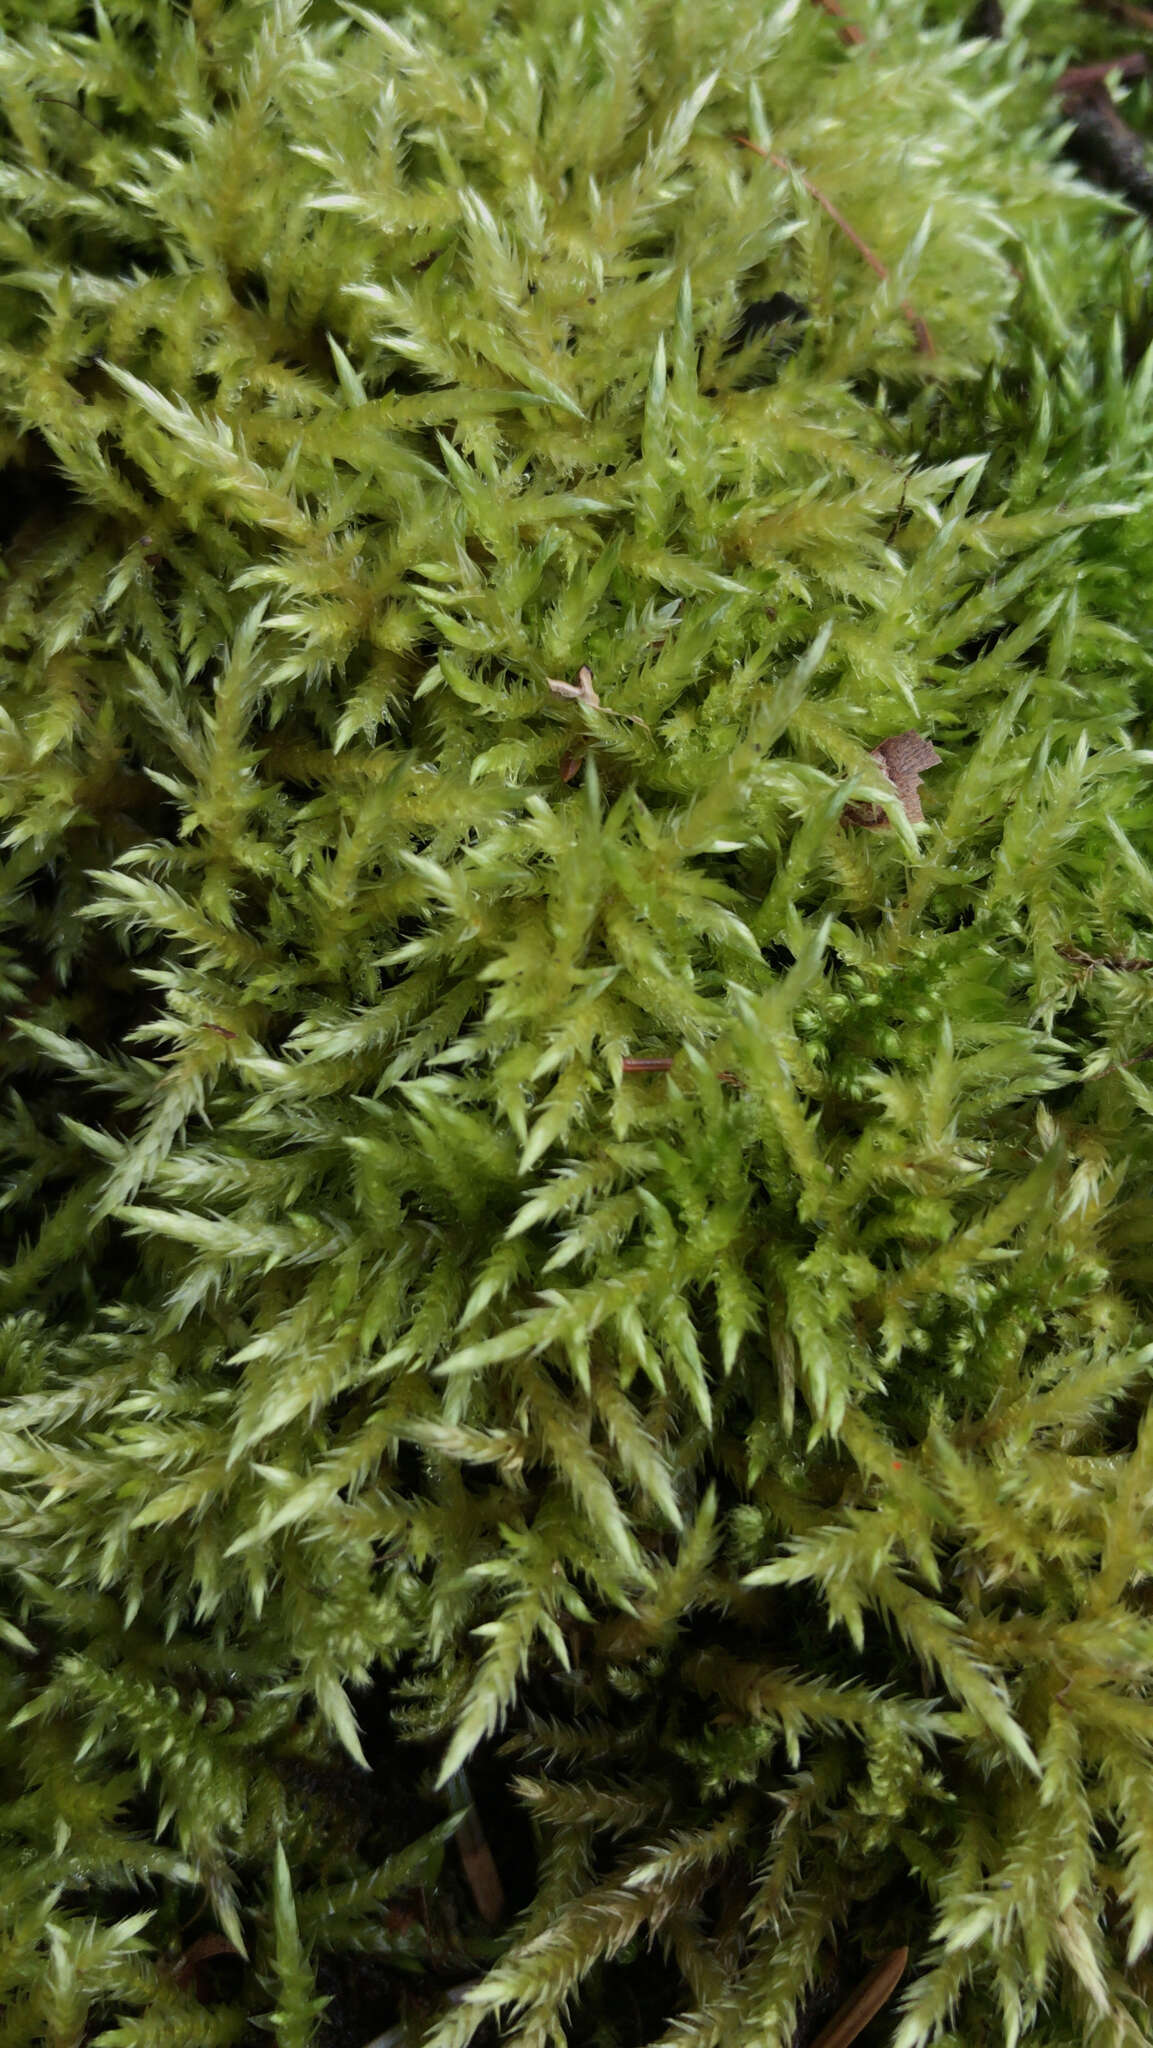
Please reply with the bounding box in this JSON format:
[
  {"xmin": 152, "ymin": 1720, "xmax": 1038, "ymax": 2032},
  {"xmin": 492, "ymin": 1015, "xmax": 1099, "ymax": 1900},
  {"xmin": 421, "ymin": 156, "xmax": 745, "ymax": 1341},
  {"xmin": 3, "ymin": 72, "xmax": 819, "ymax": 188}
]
[
  {"xmin": 733, "ymin": 136, "xmax": 934, "ymax": 354},
  {"xmin": 809, "ymin": 0, "xmax": 866, "ymax": 44},
  {"xmin": 620, "ymin": 1057, "xmax": 742, "ymax": 1087}
]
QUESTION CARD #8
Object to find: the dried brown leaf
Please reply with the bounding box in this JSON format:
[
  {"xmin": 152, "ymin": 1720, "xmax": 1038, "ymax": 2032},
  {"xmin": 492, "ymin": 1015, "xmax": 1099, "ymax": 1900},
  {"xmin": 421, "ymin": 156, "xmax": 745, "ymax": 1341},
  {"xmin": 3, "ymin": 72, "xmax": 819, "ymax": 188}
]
[
  {"xmin": 454, "ymin": 1805, "xmax": 505, "ymax": 1925},
  {"xmin": 171, "ymin": 1933, "xmax": 242, "ymax": 1990},
  {"xmin": 807, "ymin": 1948, "xmax": 909, "ymax": 2048},
  {"xmin": 844, "ymin": 730, "xmax": 940, "ymax": 829}
]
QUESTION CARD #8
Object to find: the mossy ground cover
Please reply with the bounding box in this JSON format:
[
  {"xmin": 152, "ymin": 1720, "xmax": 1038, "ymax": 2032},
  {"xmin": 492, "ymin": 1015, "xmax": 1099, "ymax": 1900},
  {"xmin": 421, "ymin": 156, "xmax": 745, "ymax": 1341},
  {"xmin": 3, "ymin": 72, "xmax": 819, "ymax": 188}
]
[{"xmin": 3, "ymin": 0, "xmax": 1153, "ymax": 2043}]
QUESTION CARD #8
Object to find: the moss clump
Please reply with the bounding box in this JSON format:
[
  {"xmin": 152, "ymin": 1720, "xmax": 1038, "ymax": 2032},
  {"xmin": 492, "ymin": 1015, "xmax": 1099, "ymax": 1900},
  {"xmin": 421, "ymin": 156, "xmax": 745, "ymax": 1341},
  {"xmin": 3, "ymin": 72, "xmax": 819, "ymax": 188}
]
[{"xmin": 2, "ymin": 1, "xmax": 1153, "ymax": 2043}]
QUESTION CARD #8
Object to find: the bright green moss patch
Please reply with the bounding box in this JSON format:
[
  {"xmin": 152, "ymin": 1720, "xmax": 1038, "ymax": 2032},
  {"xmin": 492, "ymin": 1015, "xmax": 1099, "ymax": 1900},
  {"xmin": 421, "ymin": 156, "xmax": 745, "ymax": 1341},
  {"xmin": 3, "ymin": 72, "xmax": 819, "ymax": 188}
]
[{"xmin": 2, "ymin": 0, "xmax": 1153, "ymax": 2043}]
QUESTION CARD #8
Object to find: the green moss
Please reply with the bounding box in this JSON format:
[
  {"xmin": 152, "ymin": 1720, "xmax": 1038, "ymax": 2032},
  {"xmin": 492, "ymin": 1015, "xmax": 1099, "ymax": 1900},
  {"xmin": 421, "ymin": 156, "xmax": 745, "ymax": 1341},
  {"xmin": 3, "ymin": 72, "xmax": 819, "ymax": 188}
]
[{"xmin": 2, "ymin": 0, "xmax": 1153, "ymax": 2043}]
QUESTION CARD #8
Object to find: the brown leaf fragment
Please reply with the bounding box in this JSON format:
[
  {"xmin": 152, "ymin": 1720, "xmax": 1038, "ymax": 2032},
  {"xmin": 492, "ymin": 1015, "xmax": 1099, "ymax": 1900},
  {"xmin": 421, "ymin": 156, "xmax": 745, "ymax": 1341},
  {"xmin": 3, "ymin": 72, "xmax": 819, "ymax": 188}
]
[
  {"xmin": 807, "ymin": 1947, "xmax": 909, "ymax": 2048},
  {"xmin": 844, "ymin": 730, "xmax": 940, "ymax": 829},
  {"xmin": 170, "ymin": 1933, "xmax": 242, "ymax": 1991},
  {"xmin": 454, "ymin": 1803, "xmax": 505, "ymax": 1926},
  {"xmin": 874, "ymin": 730, "xmax": 941, "ymax": 818},
  {"xmin": 547, "ymin": 665, "xmax": 601, "ymax": 708}
]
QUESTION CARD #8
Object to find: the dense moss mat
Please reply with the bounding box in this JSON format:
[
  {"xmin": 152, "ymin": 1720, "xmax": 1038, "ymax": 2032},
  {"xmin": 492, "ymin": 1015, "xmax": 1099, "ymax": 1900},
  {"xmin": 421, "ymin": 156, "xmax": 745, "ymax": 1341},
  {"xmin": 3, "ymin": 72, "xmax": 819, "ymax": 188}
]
[{"xmin": 3, "ymin": 0, "xmax": 1153, "ymax": 2041}]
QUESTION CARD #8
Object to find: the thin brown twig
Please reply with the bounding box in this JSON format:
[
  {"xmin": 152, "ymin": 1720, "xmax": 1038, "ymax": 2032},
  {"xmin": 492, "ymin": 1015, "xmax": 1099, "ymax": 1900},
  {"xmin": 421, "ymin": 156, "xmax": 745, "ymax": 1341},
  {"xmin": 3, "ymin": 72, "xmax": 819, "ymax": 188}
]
[
  {"xmin": 733, "ymin": 135, "xmax": 934, "ymax": 354},
  {"xmin": 37, "ymin": 95, "xmax": 105, "ymax": 132},
  {"xmin": 1083, "ymin": 0, "xmax": 1153, "ymax": 37},
  {"xmin": 809, "ymin": 0, "xmax": 867, "ymax": 46},
  {"xmin": 807, "ymin": 1948, "xmax": 909, "ymax": 2048},
  {"xmin": 1103, "ymin": 1045, "xmax": 1153, "ymax": 1073},
  {"xmin": 884, "ymin": 475, "xmax": 909, "ymax": 546},
  {"xmin": 620, "ymin": 1056, "xmax": 743, "ymax": 1086},
  {"xmin": 1057, "ymin": 52, "xmax": 1148, "ymax": 95},
  {"xmin": 1058, "ymin": 944, "xmax": 1153, "ymax": 972}
]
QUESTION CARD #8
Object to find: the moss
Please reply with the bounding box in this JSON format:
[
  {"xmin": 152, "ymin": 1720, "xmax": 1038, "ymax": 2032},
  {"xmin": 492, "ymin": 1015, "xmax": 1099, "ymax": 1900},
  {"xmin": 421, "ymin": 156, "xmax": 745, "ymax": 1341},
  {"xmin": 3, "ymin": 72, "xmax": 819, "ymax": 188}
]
[{"xmin": 2, "ymin": 1, "xmax": 1153, "ymax": 2043}]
